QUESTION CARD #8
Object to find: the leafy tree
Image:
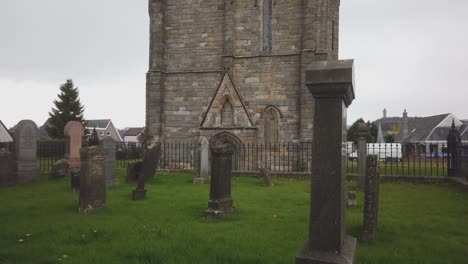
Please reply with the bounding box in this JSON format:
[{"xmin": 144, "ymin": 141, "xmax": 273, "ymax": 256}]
[
  {"xmin": 347, "ymin": 118, "xmax": 378, "ymax": 144},
  {"xmin": 46, "ymin": 79, "xmax": 85, "ymax": 139}
]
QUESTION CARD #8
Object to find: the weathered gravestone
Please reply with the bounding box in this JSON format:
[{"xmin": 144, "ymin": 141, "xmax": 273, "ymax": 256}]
[
  {"xmin": 126, "ymin": 162, "xmax": 140, "ymax": 183},
  {"xmin": 64, "ymin": 121, "xmax": 84, "ymax": 170},
  {"xmin": 362, "ymin": 155, "xmax": 381, "ymax": 243},
  {"xmin": 79, "ymin": 146, "xmax": 106, "ymax": 214},
  {"xmin": 458, "ymin": 146, "xmax": 468, "ymax": 180},
  {"xmin": 258, "ymin": 161, "xmax": 273, "ymax": 187},
  {"xmin": 132, "ymin": 173, "xmax": 147, "ymax": 200},
  {"xmin": 0, "ymin": 148, "xmax": 16, "ymax": 187},
  {"xmin": 49, "ymin": 159, "xmax": 69, "ymax": 179},
  {"xmin": 125, "ymin": 142, "xmax": 161, "ymax": 182},
  {"xmin": 14, "ymin": 120, "xmax": 40, "ymax": 183},
  {"xmin": 70, "ymin": 168, "xmax": 80, "ymax": 192},
  {"xmin": 296, "ymin": 60, "xmax": 356, "ymax": 264},
  {"xmin": 194, "ymin": 137, "xmax": 209, "ymax": 184},
  {"xmin": 100, "ymin": 137, "xmax": 119, "ymax": 187},
  {"xmin": 204, "ymin": 144, "xmax": 235, "ymax": 217},
  {"xmin": 357, "ymin": 123, "xmax": 368, "ymax": 191},
  {"xmin": 347, "ymin": 191, "xmax": 357, "ymax": 209}
]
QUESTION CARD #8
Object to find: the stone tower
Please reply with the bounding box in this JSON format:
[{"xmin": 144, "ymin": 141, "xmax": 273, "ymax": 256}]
[{"xmin": 146, "ymin": 0, "xmax": 341, "ymax": 144}]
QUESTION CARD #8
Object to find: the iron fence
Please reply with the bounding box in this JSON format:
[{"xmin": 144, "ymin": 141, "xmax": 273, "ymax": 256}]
[
  {"xmin": 115, "ymin": 142, "xmax": 313, "ymax": 173},
  {"xmin": 37, "ymin": 140, "xmax": 66, "ymax": 176},
  {"xmin": 0, "ymin": 142, "xmax": 14, "ymax": 153},
  {"xmin": 345, "ymin": 142, "xmax": 449, "ymax": 177},
  {"xmin": 1, "ymin": 140, "xmax": 457, "ymax": 177}
]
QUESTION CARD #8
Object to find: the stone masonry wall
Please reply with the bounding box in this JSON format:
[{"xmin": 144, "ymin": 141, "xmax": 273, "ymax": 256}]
[{"xmin": 147, "ymin": 0, "xmax": 341, "ymax": 144}]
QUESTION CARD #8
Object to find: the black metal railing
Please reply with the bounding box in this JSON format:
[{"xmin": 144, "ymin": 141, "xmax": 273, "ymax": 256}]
[
  {"xmin": 115, "ymin": 142, "xmax": 313, "ymax": 173},
  {"xmin": 2, "ymin": 140, "xmax": 456, "ymax": 177},
  {"xmin": 0, "ymin": 142, "xmax": 14, "ymax": 153},
  {"xmin": 345, "ymin": 142, "xmax": 449, "ymax": 177},
  {"xmin": 37, "ymin": 140, "xmax": 66, "ymax": 176}
]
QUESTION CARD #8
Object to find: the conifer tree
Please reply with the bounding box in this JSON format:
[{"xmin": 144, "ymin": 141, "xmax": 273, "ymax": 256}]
[{"xmin": 46, "ymin": 79, "xmax": 85, "ymax": 138}]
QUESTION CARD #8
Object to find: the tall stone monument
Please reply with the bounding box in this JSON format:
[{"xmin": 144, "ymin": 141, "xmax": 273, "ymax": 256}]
[
  {"xmin": 296, "ymin": 60, "xmax": 356, "ymax": 264},
  {"xmin": 79, "ymin": 146, "xmax": 106, "ymax": 214},
  {"xmin": 64, "ymin": 121, "xmax": 84, "ymax": 170},
  {"xmin": 357, "ymin": 123, "xmax": 368, "ymax": 191},
  {"xmin": 100, "ymin": 137, "xmax": 118, "ymax": 187},
  {"xmin": 14, "ymin": 120, "xmax": 40, "ymax": 183},
  {"xmin": 194, "ymin": 137, "xmax": 209, "ymax": 184},
  {"xmin": 0, "ymin": 148, "xmax": 16, "ymax": 187},
  {"xmin": 362, "ymin": 155, "xmax": 381, "ymax": 243},
  {"xmin": 205, "ymin": 144, "xmax": 235, "ymax": 217}
]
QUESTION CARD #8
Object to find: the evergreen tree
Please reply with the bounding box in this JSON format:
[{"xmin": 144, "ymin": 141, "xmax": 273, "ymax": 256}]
[
  {"xmin": 347, "ymin": 118, "xmax": 378, "ymax": 144},
  {"xmin": 46, "ymin": 79, "xmax": 85, "ymax": 138}
]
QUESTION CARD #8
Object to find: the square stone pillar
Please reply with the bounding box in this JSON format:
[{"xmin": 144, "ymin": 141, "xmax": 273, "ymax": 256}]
[
  {"xmin": 357, "ymin": 123, "xmax": 369, "ymax": 191},
  {"xmin": 362, "ymin": 155, "xmax": 381, "ymax": 243},
  {"xmin": 296, "ymin": 60, "xmax": 356, "ymax": 264}
]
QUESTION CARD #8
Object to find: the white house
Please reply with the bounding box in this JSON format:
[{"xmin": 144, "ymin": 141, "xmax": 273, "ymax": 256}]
[
  {"xmin": 122, "ymin": 127, "xmax": 145, "ymax": 143},
  {"xmin": 85, "ymin": 119, "xmax": 123, "ymax": 142},
  {"xmin": 0, "ymin": 120, "xmax": 13, "ymax": 142}
]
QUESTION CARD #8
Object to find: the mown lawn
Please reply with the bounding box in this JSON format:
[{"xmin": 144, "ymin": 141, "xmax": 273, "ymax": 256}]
[{"xmin": 0, "ymin": 171, "xmax": 467, "ymax": 264}]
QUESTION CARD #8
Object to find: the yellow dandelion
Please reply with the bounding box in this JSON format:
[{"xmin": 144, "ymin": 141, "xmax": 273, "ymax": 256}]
[
  {"xmin": 25, "ymin": 234, "xmax": 31, "ymax": 237},
  {"xmin": 18, "ymin": 239, "xmax": 24, "ymax": 242},
  {"xmin": 272, "ymin": 214, "xmax": 278, "ymax": 218}
]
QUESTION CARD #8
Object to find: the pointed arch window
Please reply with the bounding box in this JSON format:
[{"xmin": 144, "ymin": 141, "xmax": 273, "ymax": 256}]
[
  {"xmin": 264, "ymin": 107, "xmax": 279, "ymax": 144},
  {"xmin": 221, "ymin": 99, "xmax": 234, "ymax": 127},
  {"xmin": 262, "ymin": 0, "xmax": 272, "ymax": 53}
]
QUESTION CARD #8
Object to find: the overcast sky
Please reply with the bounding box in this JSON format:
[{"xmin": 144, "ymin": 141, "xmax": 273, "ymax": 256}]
[{"xmin": 1, "ymin": 0, "xmax": 467, "ymax": 129}]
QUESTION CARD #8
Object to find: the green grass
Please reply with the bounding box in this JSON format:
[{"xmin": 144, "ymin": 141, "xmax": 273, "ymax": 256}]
[
  {"xmin": 0, "ymin": 172, "xmax": 467, "ymax": 264},
  {"xmin": 346, "ymin": 161, "xmax": 448, "ymax": 177}
]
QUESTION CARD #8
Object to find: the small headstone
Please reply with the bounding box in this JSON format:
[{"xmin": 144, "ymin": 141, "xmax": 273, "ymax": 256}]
[
  {"xmin": 49, "ymin": 159, "xmax": 69, "ymax": 179},
  {"xmin": 70, "ymin": 168, "xmax": 80, "ymax": 192},
  {"xmin": 14, "ymin": 120, "xmax": 40, "ymax": 183},
  {"xmin": 0, "ymin": 148, "xmax": 16, "ymax": 187},
  {"xmin": 204, "ymin": 144, "xmax": 235, "ymax": 217},
  {"xmin": 79, "ymin": 146, "xmax": 106, "ymax": 215},
  {"xmin": 100, "ymin": 137, "xmax": 119, "ymax": 187},
  {"xmin": 357, "ymin": 123, "xmax": 368, "ymax": 191},
  {"xmin": 126, "ymin": 162, "xmax": 140, "ymax": 183},
  {"xmin": 132, "ymin": 173, "xmax": 147, "ymax": 200},
  {"xmin": 362, "ymin": 155, "xmax": 381, "ymax": 243},
  {"xmin": 258, "ymin": 161, "xmax": 273, "ymax": 187},
  {"xmin": 194, "ymin": 137, "xmax": 209, "ymax": 184},
  {"xmin": 141, "ymin": 142, "xmax": 161, "ymax": 181},
  {"xmin": 347, "ymin": 191, "xmax": 357, "ymax": 209},
  {"xmin": 64, "ymin": 121, "xmax": 84, "ymax": 170}
]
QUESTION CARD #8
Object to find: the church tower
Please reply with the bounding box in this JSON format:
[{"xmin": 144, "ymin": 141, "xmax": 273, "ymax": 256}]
[{"xmin": 146, "ymin": 0, "xmax": 341, "ymax": 144}]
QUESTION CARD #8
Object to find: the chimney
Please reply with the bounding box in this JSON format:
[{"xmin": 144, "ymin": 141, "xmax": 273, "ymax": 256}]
[{"xmin": 402, "ymin": 109, "xmax": 409, "ymax": 142}]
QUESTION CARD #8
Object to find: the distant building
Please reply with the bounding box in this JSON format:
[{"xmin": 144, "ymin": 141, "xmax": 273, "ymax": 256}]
[
  {"xmin": 0, "ymin": 120, "xmax": 13, "ymax": 142},
  {"xmin": 122, "ymin": 127, "xmax": 145, "ymax": 143},
  {"xmin": 374, "ymin": 110, "xmax": 468, "ymax": 154},
  {"xmin": 85, "ymin": 119, "xmax": 122, "ymax": 142},
  {"xmin": 38, "ymin": 119, "xmax": 52, "ymax": 140}
]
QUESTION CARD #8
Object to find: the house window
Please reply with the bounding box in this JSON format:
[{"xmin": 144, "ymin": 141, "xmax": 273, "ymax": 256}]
[
  {"xmin": 262, "ymin": 0, "xmax": 272, "ymax": 53},
  {"xmin": 264, "ymin": 107, "xmax": 279, "ymax": 145},
  {"xmin": 107, "ymin": 132, "xmax": 111, "ymax": 136},
  {"xmin": 100, "ymin": 131, "xmax": 104, "ymax": 136},
  {"xmin": 221, "ymin": 99, "xmax": 234, "ymax": 127}
]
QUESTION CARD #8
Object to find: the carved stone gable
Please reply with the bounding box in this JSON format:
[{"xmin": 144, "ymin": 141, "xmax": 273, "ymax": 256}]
[{"xmin": 200, "ymin": 68, "xmax": 254, "ymax": 129}]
